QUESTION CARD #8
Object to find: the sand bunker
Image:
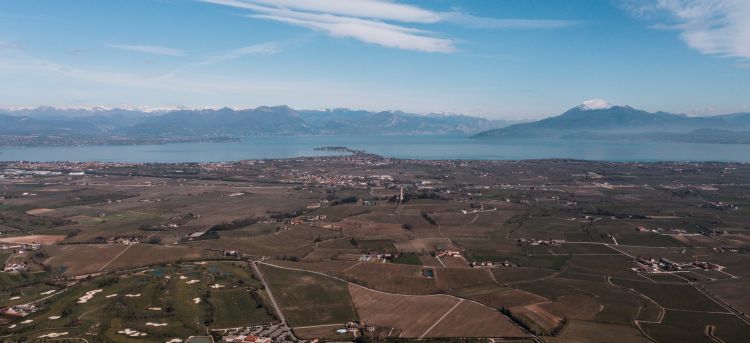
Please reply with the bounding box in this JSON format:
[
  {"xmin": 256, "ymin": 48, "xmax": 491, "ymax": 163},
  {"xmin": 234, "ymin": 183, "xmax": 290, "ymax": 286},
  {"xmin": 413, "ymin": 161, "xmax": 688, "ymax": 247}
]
[
  {"xmin": 78, "ymin": 289, "xmax": 103, "ymax": 304},
  {"xmin": 39, "ymin": 332, "xmax": 68, "ymax": 338},
  {"xmin": 146, "ymin": 322, "xmax": 168, "ymax": 327},
  {"xmin": 193, "ymin": 297, "xmax": 201, "ymax": 304},
  {"xmin": 118, "ymin": 328, "xmax": 147, "ymax": 337}
]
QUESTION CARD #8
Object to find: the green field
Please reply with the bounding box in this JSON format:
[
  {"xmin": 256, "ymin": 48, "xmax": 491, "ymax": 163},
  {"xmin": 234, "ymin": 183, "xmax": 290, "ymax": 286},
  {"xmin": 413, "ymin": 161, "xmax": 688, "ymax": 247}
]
[
  {"xmin": 259, "ymin": 263, "xmax": 358, "ymax": 327},
  {"xmin": 642, "ymin": 310, "xmax": 749, "ymax": 343},
  {"xmin": 209, "ymin": 288, "xmax": 275, "ymax": 328},
  {"xmin": 392, "ymin": 252, "xmax": 423, "ymax": 265},
  {"xmin": 612, "ymin": 278, "xmax": 725, "ymax": 312}
]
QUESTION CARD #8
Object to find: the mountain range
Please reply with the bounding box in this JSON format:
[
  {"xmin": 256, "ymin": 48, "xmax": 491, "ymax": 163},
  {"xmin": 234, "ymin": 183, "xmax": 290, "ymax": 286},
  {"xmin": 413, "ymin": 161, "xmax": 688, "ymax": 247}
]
[
  {"xmin": 0, "ymin": 106, "xmax": 514, "ymax": 146},
  {"xmin": 474, "ymin": 101, "xmax": 750, "ymax": 144},
  {"xmin": 3, "ymin": 102, "xmax": 750, "ymax": 146}
]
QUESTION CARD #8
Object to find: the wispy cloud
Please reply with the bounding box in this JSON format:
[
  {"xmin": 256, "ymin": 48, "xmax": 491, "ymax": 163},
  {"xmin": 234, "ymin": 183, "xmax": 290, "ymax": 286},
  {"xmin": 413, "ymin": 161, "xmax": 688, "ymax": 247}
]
[
  {"xmin": 620, "ymin": 0, "xmax": 750, "ymax": 60},
  {"xmin": 156, "ymin": 41, "xmax": 283, "ymax": 79},
  {"xmin": 206, "ymin": 0, "xmax": 442, "ymax": 23},
  {"xmin": 201, "ymin": 41, "xmax": 281, "ymax": 64},
  {"xmin": 0, "ymin": 53, "xmax": 292, "ymax": 95},
  {"xmin": 246, "ymin": 9, "xmax": 455, "ymax": 53},
  {"xmin": 442, "ymin": 13, "xmax": 579, "ymax": 30},
  {"xmin": 108, "ymin": 44, "xmax": 186, "ymax": 57},
  {"xmin": 199, "ymin": 0, "xmax": 577, "ymax": 53}
]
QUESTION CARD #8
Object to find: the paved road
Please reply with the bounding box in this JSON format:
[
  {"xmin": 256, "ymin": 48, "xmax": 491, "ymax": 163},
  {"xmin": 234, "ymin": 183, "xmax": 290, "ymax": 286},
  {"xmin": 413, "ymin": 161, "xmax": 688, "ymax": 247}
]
[{"xmin": 252, "ymin": 262, "xmax": 287, "ymax": 324}]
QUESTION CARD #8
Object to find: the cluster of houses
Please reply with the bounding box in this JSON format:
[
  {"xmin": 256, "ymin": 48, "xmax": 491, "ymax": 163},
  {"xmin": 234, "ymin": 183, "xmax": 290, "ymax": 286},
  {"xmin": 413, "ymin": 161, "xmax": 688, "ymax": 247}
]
[
  {"xmin": 700, "ymin": 229, "xmax": 729, "ymax": 236},
  {"xmin": 306, "ymin": 199, "xmax": 330, "ymax": 210},
  {"xmin": 470, "ymin": 260, "xmax": 515, "ymax": 268},
  {"xmin": 2, "ymin": 304, "xmax": 39, "ymax": 317},
  {"xmin": 1, "ymin": 242, "xmax": 41, "ymax": 252},
  {"xmin": 635, "ymin": 226, "xmax": 740, "ymax": 237},
  {"xmin": 336, "ymin": 321, "xmax": 375, "ymax": 336},
  {"xmin": 712, "ymin": 247, "xmax": 750, "ymax": 254},
  {"xmin": 358, "ymin": 253, "xmax": 393, "ymax": 263},
  {"xmin": 107, "ymin": 236, "xmax": 141, "ymax": 245},
  {"xmin": 3, "ymin": 263, "xmax": 28, "ymax": 272},
  {"xmin": 1, "ymin": 242, "xmax": 41, "ymax": 273},
  {"xmin": 634, "ymin": 257, "xmax": 722, "ymax": 273},
  {"xmin": 289, "ymin": 215, "xmax": 327, "ymax": 226},
  {"xmin": 635, "ymin": 226, "xmax": 690, "ymax": 235},
  {"xmin": 699, "ymin": 201, "xmax": 739, "ymax": 211},
  {"xmin": 222, "ymin": 335, "xmax": 271, "ymax": 343},
  {"xmin": 516, "ymin": 238, "xmax": 565, "ymax": 246},
  {"xmin": 217, "ymin": 323, "xmax": 296, "ymax": 343},
  {"xmin": 460, "ymin": 205, "xmax": 497, "ymax": 215},
  {"xmin": 436, "ymin": 249, "xmax": 461, "ymax": 258}
]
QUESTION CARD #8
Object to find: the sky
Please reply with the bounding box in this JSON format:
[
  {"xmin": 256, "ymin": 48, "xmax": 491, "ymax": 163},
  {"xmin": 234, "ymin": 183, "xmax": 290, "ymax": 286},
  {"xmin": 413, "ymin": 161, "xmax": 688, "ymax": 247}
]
[{"xmin": 0, "ymin": 0, "xmax": 748, "ymax": 119}]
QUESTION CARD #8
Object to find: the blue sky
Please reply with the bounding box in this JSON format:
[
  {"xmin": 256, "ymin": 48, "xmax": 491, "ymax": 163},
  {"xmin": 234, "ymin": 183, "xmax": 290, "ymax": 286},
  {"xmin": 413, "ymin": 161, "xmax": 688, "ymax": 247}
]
[{"xmin": 0, "ymin": 0, "xmax": 748, "ymax": 119}]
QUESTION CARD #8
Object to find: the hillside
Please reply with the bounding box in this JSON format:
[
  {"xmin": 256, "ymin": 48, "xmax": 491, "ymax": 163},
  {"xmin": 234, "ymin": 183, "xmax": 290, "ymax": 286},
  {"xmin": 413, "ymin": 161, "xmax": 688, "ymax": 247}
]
[
  {"xmin": 474, "ymin": 101, "xmax": 750, "ymax": 143},
  {"xmin": 0, "ymin": 106, "xmax": 513, "ymax": 146}
]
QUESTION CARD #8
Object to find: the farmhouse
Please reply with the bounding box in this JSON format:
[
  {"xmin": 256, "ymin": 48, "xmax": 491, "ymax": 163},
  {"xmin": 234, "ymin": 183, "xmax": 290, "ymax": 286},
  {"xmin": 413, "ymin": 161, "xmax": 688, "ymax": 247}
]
[
  {"xmin": 2, "ymin": 304, "xmax": 39, "ymax": 317},
  {"xmin": 437, "ymin": 249, "xmax": 461, "ymax": 258},
  {"xmin": 3, "ymin": 263, "xmax": 28, "ymax": 272},
  {"xmin": 222, "ymin": 335, "xmax": 271, "ymax": 343}
]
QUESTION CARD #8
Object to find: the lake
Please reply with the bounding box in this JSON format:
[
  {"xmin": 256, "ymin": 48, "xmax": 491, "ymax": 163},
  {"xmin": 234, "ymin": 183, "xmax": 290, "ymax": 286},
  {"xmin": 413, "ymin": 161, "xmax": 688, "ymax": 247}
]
[{"xmin": 1, "ymin": 135, "xmax": 749, "ymax": 163}]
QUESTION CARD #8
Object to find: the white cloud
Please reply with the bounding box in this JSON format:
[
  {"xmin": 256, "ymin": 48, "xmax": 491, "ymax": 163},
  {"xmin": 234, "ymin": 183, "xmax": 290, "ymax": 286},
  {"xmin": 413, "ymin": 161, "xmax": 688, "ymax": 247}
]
[
  {"xmin": 204, "ymin": 0, "xmax": 441, "ymax": 23},
  {"xmin": 202, "ymin": 0, "xmax": 454, "ymax": 53},
  {"xmin": 108, "ymin": 44, "xmax": 185, "ymax": 57},
  {"xmin": 0, "ymin": 54, "xmax": 290, "ymax": 94},
  {"xmin": 199, "ymin": 0, "xmax": 576, "ymax": 53},
  {"xmin": 201, "ymin": 42, "xmax": 281, "ymax": 64},
  {"xmin": 442, "ymin": 13, "xmax": 578, "ymax": 29},
  {"xmin": 621, "ymin": 0, "xmax": 750, "ymax": 60},
  {"xmin": 247, "ymin": 9, "xmax": 455, "ymax": 53},
  {"xmin": 154, "ymin": 42, "xmax": 283, "ymax": 80}
]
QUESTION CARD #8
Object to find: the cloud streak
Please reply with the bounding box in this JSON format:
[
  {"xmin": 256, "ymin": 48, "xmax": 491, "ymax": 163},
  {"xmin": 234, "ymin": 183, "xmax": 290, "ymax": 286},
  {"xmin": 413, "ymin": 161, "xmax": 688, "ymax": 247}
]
[
  {"xmin": 208, "ymin": 0, "xmax": 442, "ymax": 23},
  {"xmin": 108, "ymin": 44, "xmax": 185, "ymax": 57},
  {"xmin": 443, "ymin": 13, "xmax": 579, "ymax": 30},
  {"xmin": 155, "ymin": 41, "xmax": 283, "ymax": 80},
  {"xmin": 0, "ymin": 53, "xmax": 293, "ymax": 95},
  {"xmin": 199, "ymin": 0, "xmax": 577, "ymax": 53},
  {"xmin": 246, "ymin": 9, "xmax": 455, "ymax": 53},
  {"xmin": 622, "ymin": 0, "xmax": 750, "ymax": 60}
]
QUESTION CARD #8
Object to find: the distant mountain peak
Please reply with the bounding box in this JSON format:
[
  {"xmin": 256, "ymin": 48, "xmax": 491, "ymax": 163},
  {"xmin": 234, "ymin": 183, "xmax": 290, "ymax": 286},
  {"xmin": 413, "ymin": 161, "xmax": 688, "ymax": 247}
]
[{"xmin": 579, "ymin": 99, "xmax": 613, "ymax": 111}]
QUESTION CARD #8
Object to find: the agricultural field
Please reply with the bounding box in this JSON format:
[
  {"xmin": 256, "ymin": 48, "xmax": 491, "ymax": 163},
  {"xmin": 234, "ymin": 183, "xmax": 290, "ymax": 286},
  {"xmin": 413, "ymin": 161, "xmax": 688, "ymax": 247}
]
[
  {"xmin": 1, "ymin": 158, "xmax": 750, "ymax": 342},
  {"xmin": 258, "ymin": 263, "xmax": 357, "ymax": 327},
  {"xmin": 348, "ymin": 284, "xmax": 528, "ymax": 339}
]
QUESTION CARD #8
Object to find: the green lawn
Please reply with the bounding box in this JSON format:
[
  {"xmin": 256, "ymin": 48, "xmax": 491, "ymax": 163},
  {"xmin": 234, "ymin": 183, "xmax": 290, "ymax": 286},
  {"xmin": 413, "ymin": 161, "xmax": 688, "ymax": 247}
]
[
  {"xmin": 209, "ymin": 288, "xmax": 275, "ymax": 328},
  {"xmin": 392, "ymin": 253, "xmax": 422, "ymax": 265}
]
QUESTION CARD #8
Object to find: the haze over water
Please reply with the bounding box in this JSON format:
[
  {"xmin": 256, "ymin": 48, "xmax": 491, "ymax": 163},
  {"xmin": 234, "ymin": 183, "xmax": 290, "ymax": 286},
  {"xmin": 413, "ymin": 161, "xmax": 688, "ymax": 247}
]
[{"xmin": 2, "ymin": 135, "xmax": 749, "ymax": 163}]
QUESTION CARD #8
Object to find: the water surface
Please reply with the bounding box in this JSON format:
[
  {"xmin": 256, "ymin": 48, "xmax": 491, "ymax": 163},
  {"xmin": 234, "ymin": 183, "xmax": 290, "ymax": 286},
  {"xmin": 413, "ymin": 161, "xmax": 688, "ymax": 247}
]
[{"xmin": 1, "ymin": 135, "xmax": 748, "ymax": 163}]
